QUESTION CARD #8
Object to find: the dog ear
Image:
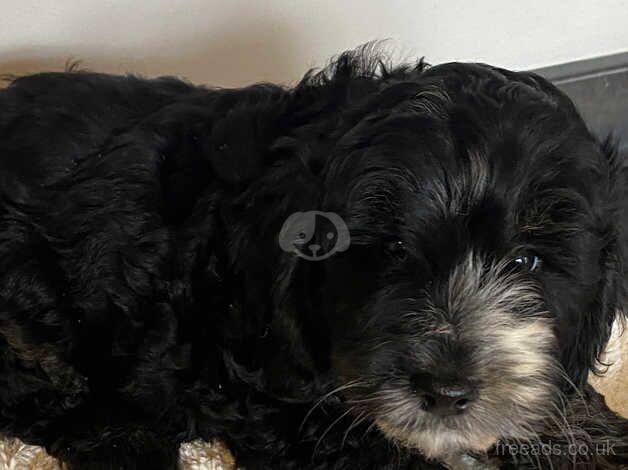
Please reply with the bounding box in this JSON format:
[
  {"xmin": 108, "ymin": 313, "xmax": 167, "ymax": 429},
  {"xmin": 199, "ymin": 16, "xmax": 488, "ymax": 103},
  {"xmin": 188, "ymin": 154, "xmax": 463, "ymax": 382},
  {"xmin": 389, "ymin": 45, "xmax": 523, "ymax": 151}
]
[
  {"xmin": 566, "ymin": 138, "xmax": 628, "ymax": 388},
  {"xmin": 608, "ymin": 138, "xmax": 628, "ymax": 322},
  {"xmin": 599, "ymin": 136, "xmax": 628, "ymax": 323}
]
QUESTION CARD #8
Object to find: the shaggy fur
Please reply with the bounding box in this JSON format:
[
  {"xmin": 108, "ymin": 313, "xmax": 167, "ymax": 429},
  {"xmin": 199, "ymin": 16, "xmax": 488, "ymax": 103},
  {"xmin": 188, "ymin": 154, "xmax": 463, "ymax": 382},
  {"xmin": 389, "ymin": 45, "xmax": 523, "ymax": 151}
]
[{"xmin": 0, "ymin": 46, "xmax": 627, "ymax": 469}]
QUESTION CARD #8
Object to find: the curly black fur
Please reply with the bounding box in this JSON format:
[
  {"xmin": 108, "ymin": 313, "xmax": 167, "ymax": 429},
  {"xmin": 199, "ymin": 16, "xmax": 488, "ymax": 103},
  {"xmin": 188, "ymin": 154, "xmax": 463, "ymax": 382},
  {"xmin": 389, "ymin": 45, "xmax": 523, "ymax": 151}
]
[{"xmin": 0, "ymin": 46, "xmax": 627, "ymax": 469}]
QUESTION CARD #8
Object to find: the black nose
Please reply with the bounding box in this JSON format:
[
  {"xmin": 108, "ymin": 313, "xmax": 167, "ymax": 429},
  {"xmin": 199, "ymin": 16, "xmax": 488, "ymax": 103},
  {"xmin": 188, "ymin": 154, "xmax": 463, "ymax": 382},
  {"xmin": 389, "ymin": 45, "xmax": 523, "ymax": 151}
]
[{"xmin": 411, "ymin": 373, "xmax": 477, "ymax": 416}]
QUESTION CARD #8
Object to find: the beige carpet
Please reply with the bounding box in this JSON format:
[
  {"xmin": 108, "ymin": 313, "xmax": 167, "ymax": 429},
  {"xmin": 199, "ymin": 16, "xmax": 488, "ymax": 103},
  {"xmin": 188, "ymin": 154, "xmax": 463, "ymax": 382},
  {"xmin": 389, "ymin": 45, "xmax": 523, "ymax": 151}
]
[
  {"xmin": 1, "ymin": 318, "xmax": 625, "ymax": 469},
  {"xmin": 0, "ymin": 438, "xmax": 236, "ymax": 470},
  {"xmin": 589, "ymin": 317, "xmax": 628, "ymax": 417}
]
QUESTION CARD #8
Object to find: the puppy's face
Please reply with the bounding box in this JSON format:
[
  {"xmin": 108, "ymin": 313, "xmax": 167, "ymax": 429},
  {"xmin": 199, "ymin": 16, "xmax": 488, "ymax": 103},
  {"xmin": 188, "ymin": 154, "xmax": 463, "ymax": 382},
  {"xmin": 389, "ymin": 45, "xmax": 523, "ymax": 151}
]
[{"xmin": 315, "ymin": 65, "xmax": 619, "ymax": 458}]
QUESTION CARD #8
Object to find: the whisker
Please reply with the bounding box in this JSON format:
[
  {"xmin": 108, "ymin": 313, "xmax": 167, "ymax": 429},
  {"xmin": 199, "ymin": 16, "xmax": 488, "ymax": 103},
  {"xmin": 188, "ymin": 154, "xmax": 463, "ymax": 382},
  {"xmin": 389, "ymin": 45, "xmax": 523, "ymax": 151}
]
[
  {"xmin": 341, "ymin": 411, "xmax": 369, "ymax": 449},
  {"xmin": 313, "ymin": 407, "xmax": 355, "ymax": 457},
  {"xmin": 299, "ymin": 380, "xmax": 364, "ymax": 434},
  {"xmin": 361, "ymin": 419, "xmax": 378, "ymax": 440},
  {"xmin": 557, "ymin": 368, "xmax": 590, "ymax": 417},
  {"xmin": 521, "ymin": 422, "xmax": 552, "ymax": 470}
]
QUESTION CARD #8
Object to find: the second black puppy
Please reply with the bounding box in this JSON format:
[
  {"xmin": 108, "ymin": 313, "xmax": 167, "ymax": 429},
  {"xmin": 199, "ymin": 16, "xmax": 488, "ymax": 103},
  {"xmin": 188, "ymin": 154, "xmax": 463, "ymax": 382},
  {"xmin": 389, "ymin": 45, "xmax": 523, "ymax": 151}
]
[{"xmin": 0, "ymin": 47, "xmax": 626, "ymax": 469}]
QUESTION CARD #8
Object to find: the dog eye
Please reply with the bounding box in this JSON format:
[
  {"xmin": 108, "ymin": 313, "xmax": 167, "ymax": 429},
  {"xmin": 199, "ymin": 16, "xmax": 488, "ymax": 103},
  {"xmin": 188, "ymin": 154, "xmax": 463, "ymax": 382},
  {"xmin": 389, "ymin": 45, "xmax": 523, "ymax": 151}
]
[{"xmin": 509, "ymin": 254, "xmax": 541, "ymax": 273}]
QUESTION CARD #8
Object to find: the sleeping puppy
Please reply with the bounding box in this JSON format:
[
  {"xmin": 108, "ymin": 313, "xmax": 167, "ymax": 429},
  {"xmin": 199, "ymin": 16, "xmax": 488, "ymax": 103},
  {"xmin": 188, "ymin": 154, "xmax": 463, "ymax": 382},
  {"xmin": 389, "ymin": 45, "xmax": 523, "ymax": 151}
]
[{"xmin": 0, "ymin": 46, "xmax": 626, "ymax": 469}]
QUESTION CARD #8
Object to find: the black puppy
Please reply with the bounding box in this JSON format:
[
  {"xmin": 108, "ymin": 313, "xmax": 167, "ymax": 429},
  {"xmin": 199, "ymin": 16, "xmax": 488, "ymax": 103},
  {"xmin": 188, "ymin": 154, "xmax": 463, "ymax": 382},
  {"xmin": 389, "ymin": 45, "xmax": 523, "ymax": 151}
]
[{"xmin": 0, "ymin": 47, "xmax": 627, "ymax": 469}]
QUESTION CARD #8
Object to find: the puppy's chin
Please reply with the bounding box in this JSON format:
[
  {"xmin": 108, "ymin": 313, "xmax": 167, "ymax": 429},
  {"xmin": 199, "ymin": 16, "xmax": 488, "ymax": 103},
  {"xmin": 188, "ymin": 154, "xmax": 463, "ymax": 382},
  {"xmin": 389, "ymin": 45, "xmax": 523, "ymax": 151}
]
[{"xmin": 376, "ymin": 418, "xmax": 497, "ymax": 459}]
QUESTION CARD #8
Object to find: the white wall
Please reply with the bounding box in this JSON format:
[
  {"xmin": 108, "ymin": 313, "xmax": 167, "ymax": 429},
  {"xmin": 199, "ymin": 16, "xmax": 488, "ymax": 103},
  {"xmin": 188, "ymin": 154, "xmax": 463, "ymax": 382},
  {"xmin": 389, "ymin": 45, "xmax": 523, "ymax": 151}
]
[{"xmin": 0, "ymin": 0, "xmax": 627, "ymax": 87}]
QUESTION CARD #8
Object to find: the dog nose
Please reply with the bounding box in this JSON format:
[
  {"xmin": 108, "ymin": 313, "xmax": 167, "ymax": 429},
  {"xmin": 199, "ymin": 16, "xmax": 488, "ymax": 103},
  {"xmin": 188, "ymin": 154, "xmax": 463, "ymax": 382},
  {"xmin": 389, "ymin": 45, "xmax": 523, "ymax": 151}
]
[
  {"xmin": 308, "ymin": 243, "xmax": 321, "ymax": 254},
  {"xmin": 411, "ymin": 373, "xmax": 477, "ymax": 416}
]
